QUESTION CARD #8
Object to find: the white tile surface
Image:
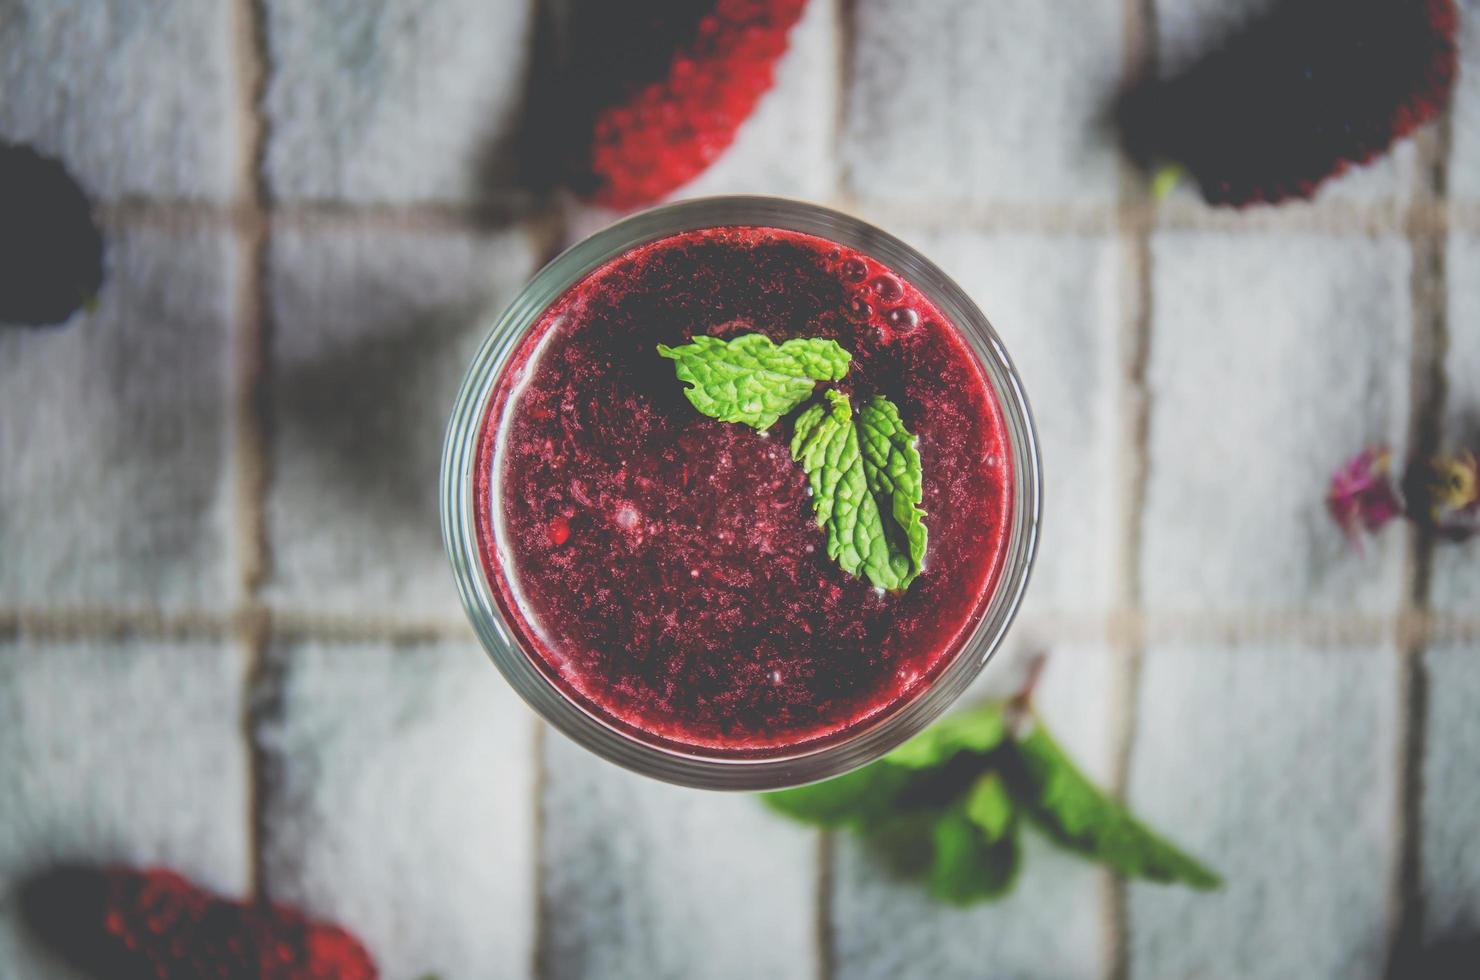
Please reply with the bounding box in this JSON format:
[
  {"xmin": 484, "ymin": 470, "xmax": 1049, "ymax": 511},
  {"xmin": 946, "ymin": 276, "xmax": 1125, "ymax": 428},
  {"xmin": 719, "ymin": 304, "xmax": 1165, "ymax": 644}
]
[
  {"xmin": 259, "ymin": 641, "xmax": 537, "ymax": 980},
  {"xmin": 906, "ymin": 230, "xmax": 1120, "ymax": 620},
  {"xmin": 831, "ymin": 645, "xmax": 1116, "ymax": 980},
  {"xmin": 540, "ymin": 731, "xmax": 818, "ymax": 980},
  {"xmin": 1127, "ymin": 643, "xmax": 1400, "ymax": 979},
  {"xmin": 263, "ymin": 0, "xmax": 535, "ymax": 203},
  {"xmin": 1141, "ymin": 232, "xmax": 1412, "ymax": 612},
  {"xmin": 0, "ymin": 639, "xmax": 250, "ymax": 977},
  {"xmin": 0, "ymin": 0, "xmax": 238, "ymax": 200},
  {"xmin": 842, "ymin": 0, "xmax": 1123, "ymax": 205},
  {"xmin": 0, "ymin": 224, "xmax": 237, "ymax": 610},
  {"xmin": 1430, "ymin": 231, "xmax": 1480, "ymax": 612},
  {"xmin": 1421, "ymin": 644, "xmax": 1480, "ymax": 943},
  {"xmin": 1445, "ymin": 0, "xmax": 1480, "ymax": 202},
  {"xmin": 264, "ymin": 222, "xmax": 538, "ymax": 619}
]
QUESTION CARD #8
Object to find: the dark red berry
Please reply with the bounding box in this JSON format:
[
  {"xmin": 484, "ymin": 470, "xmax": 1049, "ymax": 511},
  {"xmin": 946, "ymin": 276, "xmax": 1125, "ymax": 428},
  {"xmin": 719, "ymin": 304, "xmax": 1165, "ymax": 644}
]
[
  {"xmin": 0, "ymin": 141, "xmax": 104, "ymax": 326},
  {"xmin": 1118, "ymin": 0, "xmax": 1458, "ymax": 207},
  {"xmin": 559, "ymin": 0, "xmax": 809, "ymax": 209},
  {"xmin": 20, "ymin": 866, "xmax": 377, "ymax": 980}
]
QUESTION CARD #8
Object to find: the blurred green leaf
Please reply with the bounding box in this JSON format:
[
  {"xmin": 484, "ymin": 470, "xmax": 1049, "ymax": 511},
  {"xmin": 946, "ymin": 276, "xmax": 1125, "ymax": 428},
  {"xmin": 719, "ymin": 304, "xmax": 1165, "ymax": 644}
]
[
  {"xmin": 761, "ymin": 694, "xmax": 1219, "ymax": 908},
  {"xmin": 1009, "ymin": 718, "xmax": 1221, "ymax": 889},
  {"xmin": 927, "ymin": 806, "xmax": 1021, "ymax": 905},
  {"xmin": 963, "ymin": 772, "xmax": 1014, "ymax": 842},
  {"xmin": 763, "ymin": 703, "xmax": 1006, "ymax": 826},
  {"xmin": 887, "ymin": 703, "xmax": 1008, "ymax": 769},
  {"xmin": 762, "ymin": 760, "xmax": 910, "ymax": 827}
]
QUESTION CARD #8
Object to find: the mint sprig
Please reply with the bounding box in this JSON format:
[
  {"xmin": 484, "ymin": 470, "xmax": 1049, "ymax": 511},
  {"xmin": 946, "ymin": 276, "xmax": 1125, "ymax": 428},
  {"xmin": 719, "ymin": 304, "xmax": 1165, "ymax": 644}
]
[
  {"xmin": 1012, "ymin": 722, "xmax": 1221, "ymax": 888},
  {"xmin": 761, "ymin": 670, "xmax": 1220, "ymax": 905},
  {"xmin": 658, "ymin": 333, "xmax": 927, "ymax": 592},
  {"xmin": 656, "ymin": 333, "xmax": 850, "ymax": 431},
  {"xmin": 931, "ymin": 789, "xmax": 1022, "ymax": 903}
]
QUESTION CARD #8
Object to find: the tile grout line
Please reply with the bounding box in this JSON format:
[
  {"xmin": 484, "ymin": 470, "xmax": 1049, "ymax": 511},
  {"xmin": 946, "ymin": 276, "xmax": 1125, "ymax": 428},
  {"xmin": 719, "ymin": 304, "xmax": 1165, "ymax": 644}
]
[
  {"xmin": 93, "ymin": 196, "xmax": 1480, "ymax": 239},
  {"xmin": 231, "ymin": 0, "xmax": 275, "ymax": 902},
  {"xmin": 1386, "ymin": 115, "xmax": 1451, "ymax": 977},
  {"xmin": 1105, "ymin": 0, "xmax": 1157, "ymax": 977},
  {"xmin": 530, "ymin": 719, "xmax": 551, "ymax": 980},
  {"xmin": 830, "ymin": 0, "xmax": 855, "ymax": 199},
  {"xmin": 815, "ymin": 830, "xmax": 836, "ymax": 980}
]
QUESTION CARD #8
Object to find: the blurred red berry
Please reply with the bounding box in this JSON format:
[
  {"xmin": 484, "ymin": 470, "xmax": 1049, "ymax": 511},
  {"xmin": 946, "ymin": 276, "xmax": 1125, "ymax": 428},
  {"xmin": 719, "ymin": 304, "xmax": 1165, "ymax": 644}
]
[
  {"xmin": 1119, "ymin": 0, "xmax": 1458, "ymax": 207},
  {"xmin": 563, "ymin": 0, "xmax": 808, "ymax": 208},
  {"xmin": 1327, "ymin": 447, "xmax": 1403, "ymax": 551},
  {"xmin": 21, "ymin": 866, "xmax": 376, "ymax": 980},
  {"xmin": 0, "ymin": 141, "xmax": 105, "ymax": 326}
]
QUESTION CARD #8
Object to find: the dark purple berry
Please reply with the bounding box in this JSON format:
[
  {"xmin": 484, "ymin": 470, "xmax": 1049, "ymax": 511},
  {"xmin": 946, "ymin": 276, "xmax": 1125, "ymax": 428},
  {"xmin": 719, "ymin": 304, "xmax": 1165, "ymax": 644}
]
[
  {"xmin": 1118, "ymin": 0, "xmax": 1458, "ymax": 207},
  {"xmin": 0, "ymin": 141, "xmax": 104, "ymax": 326}
]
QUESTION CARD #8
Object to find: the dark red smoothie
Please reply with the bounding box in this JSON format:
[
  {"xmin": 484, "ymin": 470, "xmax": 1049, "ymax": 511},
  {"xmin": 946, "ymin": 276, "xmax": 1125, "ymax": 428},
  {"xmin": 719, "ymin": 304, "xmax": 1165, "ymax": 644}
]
[{"xmin": 475, "ymin": 226, "xmax": 1012, "ymax": 755}]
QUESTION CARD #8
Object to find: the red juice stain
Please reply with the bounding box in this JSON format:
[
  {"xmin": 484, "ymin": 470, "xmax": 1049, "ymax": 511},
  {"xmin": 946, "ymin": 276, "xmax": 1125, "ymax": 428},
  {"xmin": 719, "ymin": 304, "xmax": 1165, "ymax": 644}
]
[{"xmin": 473, "ymin": 227, "xmax": 1012, "ymax": 756}]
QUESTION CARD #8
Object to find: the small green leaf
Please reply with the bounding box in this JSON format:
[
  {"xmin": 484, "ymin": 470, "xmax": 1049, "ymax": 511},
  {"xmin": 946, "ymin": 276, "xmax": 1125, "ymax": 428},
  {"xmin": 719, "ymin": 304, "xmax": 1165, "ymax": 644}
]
[
  {"xmin": 963, "ymin": 773, "xmax": 1014, "ymax": 843},
  {"xmin": 791, "ymin": 391, "xmax": 928, "ymax": 591},
  {"xmin": 656, "ymin": 333, "xmax": 850, "ymax": 430},
  {"xmin": 1010, "ymin": 719, "xmax": 1221, "ymax": 889},
  {"xmin": 858, "ymin": 395, "xmax": 927, "ymax": 586},
  {"xmin": 927, "ymin": 807, "xmax": 1022, "ymax": 905},
  {"xmin": 762, "ymin": 762, "xmax": 910, "ymax": 828},
  {"xmin": 1150, "ymin": 162, "xmax": 1187, "ymax": 201},
  {"xmin": 887, "ymin": 703, "xmax": 1008, "ymax": 770}
]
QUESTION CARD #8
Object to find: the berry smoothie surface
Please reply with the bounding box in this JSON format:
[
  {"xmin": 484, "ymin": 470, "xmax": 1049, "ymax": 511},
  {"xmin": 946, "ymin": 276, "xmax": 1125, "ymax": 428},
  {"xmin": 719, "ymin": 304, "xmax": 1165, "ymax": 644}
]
[{"xmin": 475, "ymin": 226, "xmax": 1013, "ymax": 755}]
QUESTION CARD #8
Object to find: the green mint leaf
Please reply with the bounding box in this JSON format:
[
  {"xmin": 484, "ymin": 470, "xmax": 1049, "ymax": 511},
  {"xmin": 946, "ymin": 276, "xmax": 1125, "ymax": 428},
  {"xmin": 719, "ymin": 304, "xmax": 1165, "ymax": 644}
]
[
  {"xmin": 858, "ymin": 395, "xmax": 928, "ymax": 586},
  {"xmin": 790, "ymin": 391, "xmax": 928, "ymax": 591},
  {"xmin": 761, "ymin": 762, "xmax": 910, "ymax": 828},
  {"xmin": 927, "ymin": 806, "xmax": 1022, "ymax": 904},
  {"xmin": 963, "ymin": 773, "xmax": 1015, "ymax": 843},
  {"xmin": 656, "ymin": 333, "xmax": 850, "ymax": 431},
  {"xmin": 886, "ymin": 703, "xmax": 1007, "ymax": 770},
  {"xmin": 762, "ymin": 697, "xmax": 1218, "ymax": 908},
  {"xmin": 764, "ymin": 702, "xmax": 1007, "ymax": 829},
  {"xmin": 1009, "ymin": 719, "xmax": 1222, "ymax": 890}
]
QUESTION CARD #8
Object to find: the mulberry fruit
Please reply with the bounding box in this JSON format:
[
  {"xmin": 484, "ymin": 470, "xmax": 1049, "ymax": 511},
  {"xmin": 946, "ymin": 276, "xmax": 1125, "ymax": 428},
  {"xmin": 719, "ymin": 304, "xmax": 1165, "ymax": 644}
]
[
  {"xmin": 20, "ymin": 865, "xmax": 377, "ymax": 980},
  {"xmin": 0, "ymin": 141, "xmax": 105, "ymax": 325},
  {"xmin": 1118, "ymin": 0, "xmax": 1458, "ymax": 206},
  {"xmin": 550, "ymin": 0, "xmax": 808, "ymax": 209}
]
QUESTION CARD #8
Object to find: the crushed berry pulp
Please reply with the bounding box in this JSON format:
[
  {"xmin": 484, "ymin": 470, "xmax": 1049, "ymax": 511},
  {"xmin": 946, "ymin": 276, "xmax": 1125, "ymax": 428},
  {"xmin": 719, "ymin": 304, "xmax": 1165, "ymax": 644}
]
[{"xmin": 475, "ymin": 226, "xmax": 1013, "ymax": 755}]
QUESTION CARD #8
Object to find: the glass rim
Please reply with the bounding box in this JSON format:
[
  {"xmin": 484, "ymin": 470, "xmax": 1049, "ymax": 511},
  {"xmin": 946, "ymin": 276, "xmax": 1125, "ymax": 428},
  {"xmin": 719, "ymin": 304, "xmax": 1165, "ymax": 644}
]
[{"xmin": 441, "ymin": 195, "xmax": 1042, "ymax": 790}]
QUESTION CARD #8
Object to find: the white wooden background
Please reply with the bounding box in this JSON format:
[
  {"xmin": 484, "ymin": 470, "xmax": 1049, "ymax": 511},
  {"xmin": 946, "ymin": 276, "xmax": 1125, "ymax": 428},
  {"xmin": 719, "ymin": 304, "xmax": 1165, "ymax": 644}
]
[{"xmin": 3, "ymin": 1, "xmax": 1479, "ymax": 977}]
